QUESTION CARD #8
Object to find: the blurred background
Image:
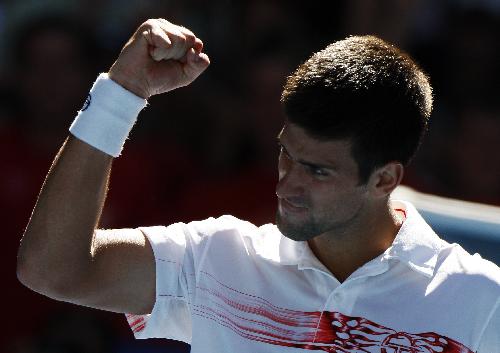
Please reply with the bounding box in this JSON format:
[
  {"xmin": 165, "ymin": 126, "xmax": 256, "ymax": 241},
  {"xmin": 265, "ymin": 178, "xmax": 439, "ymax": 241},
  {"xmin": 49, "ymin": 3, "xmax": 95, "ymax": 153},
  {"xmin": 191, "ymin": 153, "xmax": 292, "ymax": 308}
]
[{"xmin": 1, "ymin": 0, "xmax": 499, "ymax": 352}]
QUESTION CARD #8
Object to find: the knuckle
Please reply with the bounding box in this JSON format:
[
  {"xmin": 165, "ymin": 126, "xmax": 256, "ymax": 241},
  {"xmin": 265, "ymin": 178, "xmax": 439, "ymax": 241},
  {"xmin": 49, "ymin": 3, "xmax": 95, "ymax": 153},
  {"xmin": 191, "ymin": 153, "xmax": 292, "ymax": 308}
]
[
  {"xmin": 149, "ymin": 26, "xmax": 160, "ymax": 36},
  {"xmin": 151, "ymin": 28, "xmax": 166, "ymax": 42},
  {"xmin": 142, "ymin": 19, "xmax": 157, "ymax": 28},
  {"xmin": 159, "ymin": 18, "xmax": 174, "ymax": 27},
  {"xmin": 139, "ymin": 19, "xmax": 158, "ymax": 34},
  {"xmin": 177, "ymin": 33, "xmax": 187, "ymax": 45},
  {"xmin": 183, "ymin": 34, "xmax": 196, "ymax": 45},
  {"xmin": 183, "ymin": 30, "xmax": 196, "ymax": 41}
]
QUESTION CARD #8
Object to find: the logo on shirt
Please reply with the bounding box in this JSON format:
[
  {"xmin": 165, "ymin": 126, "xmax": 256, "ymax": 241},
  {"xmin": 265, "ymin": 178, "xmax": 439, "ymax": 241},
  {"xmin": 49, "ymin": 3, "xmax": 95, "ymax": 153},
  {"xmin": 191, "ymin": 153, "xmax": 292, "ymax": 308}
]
[{"xmin": 192, "ymin": 271, "xmax": 473, "ymax": 353}]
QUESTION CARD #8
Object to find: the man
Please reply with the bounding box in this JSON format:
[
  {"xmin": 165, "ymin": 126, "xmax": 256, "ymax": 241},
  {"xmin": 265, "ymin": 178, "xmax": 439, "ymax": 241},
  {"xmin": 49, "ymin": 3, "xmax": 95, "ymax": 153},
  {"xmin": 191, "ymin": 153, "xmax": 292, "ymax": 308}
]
[{"xmin": 17, "ymin": 19, "xmax": 499, "ymax": 352}]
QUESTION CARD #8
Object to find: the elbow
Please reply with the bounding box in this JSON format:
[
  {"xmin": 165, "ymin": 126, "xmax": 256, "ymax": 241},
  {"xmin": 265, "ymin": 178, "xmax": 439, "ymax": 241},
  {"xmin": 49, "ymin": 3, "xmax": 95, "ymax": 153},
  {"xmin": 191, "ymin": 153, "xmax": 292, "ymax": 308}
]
[
  {"xmin": 16, "ymin": 250, "xmax": 77, "ymax": 301},
  {"xmin": 16, "ymin": 229, "xmax": 51, "ymax": 295},
  {"xmin": 16, "ymin": 254, "xmax": 52, "ymax": 297},
  {"xmin": 17, "ymin": 229, "xmax": 66, "ymax": 299},
  {"xmin": 16, "ymin": 227, "xmax": 93, "ymax": 302},
  {"xmin": 16, "ymin": 247, "xmax": 35, "ymax": 289},
  {"xmin": 16, "ymin": 257, "xmax": 29, "ymax": 287},
  {"xmin": 16, "ymin": 262, "xmax": 40, "ymax": 294}
]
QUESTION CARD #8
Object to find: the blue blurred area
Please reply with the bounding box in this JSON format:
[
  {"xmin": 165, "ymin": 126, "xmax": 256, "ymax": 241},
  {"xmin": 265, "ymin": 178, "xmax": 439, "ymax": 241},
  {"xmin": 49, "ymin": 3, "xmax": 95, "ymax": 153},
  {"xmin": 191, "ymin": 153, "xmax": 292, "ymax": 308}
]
[
  {"xmin": 393, "ymin": 186, "xmax": 500, "ymax": 265},
  {"xmin": 422, "ymin": 212, "xmax": 500, "ymax": 265}
]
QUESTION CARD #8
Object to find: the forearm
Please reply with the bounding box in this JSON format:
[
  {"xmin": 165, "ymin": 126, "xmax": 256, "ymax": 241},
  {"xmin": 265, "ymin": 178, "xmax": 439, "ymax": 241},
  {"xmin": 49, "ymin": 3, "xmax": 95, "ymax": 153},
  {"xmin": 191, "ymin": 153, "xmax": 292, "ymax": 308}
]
[{"xmin": 17, "ymin": 135, "xmax": 112, "ymax": 298}]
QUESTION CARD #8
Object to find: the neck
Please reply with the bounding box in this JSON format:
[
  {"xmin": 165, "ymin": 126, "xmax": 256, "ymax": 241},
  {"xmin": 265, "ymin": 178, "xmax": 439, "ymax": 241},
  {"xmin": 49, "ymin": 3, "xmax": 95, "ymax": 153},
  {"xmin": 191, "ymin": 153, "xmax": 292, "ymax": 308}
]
[{"xmin": 307, "ymin": 200, "xmax": 403, "ymax": 283}]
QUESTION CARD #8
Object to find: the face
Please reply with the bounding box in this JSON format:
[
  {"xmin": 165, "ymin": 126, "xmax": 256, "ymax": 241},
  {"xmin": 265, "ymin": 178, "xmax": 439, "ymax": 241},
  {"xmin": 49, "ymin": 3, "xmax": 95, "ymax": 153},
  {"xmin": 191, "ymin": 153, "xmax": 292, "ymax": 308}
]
[{"xmin": 276, "ymin": 123, "xmax": 370, "ymax": 241}]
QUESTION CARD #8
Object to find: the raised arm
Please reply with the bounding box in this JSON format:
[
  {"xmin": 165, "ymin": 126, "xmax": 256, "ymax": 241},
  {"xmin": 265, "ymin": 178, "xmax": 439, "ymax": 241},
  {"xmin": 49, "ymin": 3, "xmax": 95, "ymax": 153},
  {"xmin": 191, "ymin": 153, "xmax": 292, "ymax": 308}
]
[{"xmin": 16, "ymin": 19, "xmax": 210, "ymax": 315}]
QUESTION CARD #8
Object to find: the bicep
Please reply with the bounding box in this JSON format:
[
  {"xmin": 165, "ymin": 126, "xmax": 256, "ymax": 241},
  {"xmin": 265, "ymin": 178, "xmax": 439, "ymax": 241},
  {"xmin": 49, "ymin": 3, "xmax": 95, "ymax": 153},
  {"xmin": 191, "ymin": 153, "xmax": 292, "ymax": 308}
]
[{"xmin": 68, "ymin": 228, "xmax": 156, "ymax": 315}]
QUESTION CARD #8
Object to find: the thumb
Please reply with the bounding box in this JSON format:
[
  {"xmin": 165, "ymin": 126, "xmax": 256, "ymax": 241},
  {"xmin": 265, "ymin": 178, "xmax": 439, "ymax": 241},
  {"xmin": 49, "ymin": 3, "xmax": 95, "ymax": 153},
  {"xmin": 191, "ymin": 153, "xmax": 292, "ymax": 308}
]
[{"xmin": 182, "ymin": 48, "xmax": 210, "ymax": 81}]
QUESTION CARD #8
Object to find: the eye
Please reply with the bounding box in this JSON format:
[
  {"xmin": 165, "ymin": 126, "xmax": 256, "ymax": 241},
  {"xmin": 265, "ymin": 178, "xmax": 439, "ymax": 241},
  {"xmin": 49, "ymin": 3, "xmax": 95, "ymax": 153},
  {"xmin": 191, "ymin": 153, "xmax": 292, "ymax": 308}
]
[{"xmin": 306, "ymin": 165, "xmax": 330, "ymax": 177}]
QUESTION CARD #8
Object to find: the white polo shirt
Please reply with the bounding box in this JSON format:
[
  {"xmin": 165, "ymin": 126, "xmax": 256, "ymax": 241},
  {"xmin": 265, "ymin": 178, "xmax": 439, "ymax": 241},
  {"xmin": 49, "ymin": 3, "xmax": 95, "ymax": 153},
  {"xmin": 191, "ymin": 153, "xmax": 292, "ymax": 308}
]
[{"xmin": 126, "ymin": 201, "xmax": 500, "ymax": 352}]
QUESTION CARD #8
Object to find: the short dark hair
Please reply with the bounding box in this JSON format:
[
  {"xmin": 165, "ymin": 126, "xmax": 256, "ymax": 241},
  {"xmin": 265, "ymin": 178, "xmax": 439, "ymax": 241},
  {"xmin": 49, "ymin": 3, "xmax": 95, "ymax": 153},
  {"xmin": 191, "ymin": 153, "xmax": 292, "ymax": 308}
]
[{"xmin": 281, "ymin": 35, "xmax": 433, "ymax": 183}]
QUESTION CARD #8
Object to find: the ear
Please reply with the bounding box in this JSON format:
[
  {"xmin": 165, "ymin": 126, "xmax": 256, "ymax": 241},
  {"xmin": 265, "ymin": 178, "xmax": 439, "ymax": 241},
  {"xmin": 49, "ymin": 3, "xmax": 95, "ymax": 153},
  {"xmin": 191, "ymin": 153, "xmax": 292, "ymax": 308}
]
[{"xmin": 367, "ymin": 162, "xmax": 404, "ymax": 198}]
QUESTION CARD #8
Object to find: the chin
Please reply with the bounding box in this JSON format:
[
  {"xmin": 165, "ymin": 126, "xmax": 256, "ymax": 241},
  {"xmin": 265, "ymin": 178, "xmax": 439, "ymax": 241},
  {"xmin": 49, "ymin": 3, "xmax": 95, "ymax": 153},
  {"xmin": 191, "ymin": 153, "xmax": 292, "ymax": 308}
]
[{"xmin": 276, "ymin": 211, "xmax": 319, "ymax": 241}]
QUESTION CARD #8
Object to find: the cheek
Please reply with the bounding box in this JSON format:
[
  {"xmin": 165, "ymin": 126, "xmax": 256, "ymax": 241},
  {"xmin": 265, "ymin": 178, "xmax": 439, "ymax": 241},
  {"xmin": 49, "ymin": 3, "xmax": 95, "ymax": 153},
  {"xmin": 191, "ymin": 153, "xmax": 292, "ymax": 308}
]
[
  {"xmin": 309, "ymin": 178, "xmax": 364, "ymax": 213},
  {"xmin": 308, "ymin": 181, "xmax": 336, "ymax": 208}
]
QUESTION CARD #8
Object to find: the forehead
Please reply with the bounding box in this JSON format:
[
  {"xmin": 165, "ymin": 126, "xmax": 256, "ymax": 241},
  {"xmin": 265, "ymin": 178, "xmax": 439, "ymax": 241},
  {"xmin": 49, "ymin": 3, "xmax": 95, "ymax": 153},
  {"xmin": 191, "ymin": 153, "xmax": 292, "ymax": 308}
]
[{"xmin": 278, "ymin": 123, "xmax": 356, "ymax": 168}]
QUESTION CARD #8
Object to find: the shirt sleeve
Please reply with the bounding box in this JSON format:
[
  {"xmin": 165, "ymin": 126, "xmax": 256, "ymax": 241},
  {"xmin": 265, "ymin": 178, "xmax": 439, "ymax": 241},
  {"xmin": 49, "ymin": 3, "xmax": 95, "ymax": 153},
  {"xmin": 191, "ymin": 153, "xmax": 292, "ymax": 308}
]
[
  {"xmin": 476, "ymin": 299, "xmax": 499, "ymax": 353},
  {"xmin": 125, "ymin": 221, "xmax": 206, "ymax": 344}
]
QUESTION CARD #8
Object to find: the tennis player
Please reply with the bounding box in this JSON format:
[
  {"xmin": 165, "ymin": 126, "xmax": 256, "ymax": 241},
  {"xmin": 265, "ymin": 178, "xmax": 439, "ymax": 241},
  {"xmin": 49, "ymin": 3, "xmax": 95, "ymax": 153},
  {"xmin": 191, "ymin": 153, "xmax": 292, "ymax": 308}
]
[{"xmin": 17, "ymin": 18, "xmax": 499, "ymax": 352}]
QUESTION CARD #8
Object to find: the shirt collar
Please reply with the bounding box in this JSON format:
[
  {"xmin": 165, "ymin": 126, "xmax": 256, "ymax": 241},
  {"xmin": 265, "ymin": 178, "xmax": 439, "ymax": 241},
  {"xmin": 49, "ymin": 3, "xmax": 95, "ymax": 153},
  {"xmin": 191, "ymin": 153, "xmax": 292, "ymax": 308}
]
[
  {"xmin": 383, "ymin": 200, "xmax": 447, "ymax": 277},
  {"xmin": 277, "ymin": 200, "xmax": 447, "ymax": 278}
]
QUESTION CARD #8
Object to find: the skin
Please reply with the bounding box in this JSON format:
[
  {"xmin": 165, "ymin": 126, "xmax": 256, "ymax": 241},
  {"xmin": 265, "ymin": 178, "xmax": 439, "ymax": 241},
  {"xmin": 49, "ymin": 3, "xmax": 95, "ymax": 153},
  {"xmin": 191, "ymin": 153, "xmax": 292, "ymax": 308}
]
[
  {"xmin": 17, "ymin": 19, "xmax": 210, "ymax": 315},
  {"xmin": 276, "ymin": 123, "xmax": 404, "ymax": 282}
]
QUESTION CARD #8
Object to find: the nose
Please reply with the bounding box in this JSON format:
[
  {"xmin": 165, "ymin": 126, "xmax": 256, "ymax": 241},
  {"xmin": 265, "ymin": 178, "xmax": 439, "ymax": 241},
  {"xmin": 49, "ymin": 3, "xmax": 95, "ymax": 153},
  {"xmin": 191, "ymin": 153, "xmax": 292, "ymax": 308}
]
[{"xmin": 276, "ymin": 153, "xmax": 304, "ymax": 200}]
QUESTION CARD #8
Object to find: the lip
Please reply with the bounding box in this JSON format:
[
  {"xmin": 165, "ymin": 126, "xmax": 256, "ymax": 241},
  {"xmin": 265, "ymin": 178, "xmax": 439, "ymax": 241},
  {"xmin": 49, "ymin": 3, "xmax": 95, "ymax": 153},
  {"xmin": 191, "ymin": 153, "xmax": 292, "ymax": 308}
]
[{"xmin": 279, "ymin": 197, "xmax": 308, "ymax": 213}]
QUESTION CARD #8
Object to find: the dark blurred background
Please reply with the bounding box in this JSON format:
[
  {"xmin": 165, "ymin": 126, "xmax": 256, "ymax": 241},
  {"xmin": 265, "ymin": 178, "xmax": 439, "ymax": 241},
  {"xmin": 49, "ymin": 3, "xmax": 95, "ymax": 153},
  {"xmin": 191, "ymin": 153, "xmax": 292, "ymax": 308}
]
[{"xmin": 1, "ymin": 0, "xmax": 499, "ymax": 352}]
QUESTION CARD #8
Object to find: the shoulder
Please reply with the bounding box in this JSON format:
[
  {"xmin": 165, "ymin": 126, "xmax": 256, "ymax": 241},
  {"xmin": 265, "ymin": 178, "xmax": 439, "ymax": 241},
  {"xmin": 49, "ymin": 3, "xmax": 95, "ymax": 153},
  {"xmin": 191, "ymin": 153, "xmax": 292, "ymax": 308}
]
[
  {"xmin": 185, "ymin": 215, "xmax": 256, "ymax": 236},
  {"xmin": 185, "ymin": 215, "xmax": 279, "ymax": 243},
  {"xmin": 435, "ymin": 243, "xmax": 500, "ymax": 295},
  {"xmin": 141, "ymin": 216, "xmax": 286, "ymax": 264},
  {"xmin": 185, "ymin": 215, "xmax": 283, "ymax": 260},
  {"xmin": 183, "ymin": 215, "xmax": 266, "ymax": 238}
]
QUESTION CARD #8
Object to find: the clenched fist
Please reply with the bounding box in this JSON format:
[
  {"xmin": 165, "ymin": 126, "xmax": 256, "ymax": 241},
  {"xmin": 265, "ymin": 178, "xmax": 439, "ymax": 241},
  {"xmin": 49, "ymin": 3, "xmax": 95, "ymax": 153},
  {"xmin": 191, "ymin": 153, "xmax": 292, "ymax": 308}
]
[{"xmin": 108, "ymin": 19, "xmax": 210, "ymax": 98}]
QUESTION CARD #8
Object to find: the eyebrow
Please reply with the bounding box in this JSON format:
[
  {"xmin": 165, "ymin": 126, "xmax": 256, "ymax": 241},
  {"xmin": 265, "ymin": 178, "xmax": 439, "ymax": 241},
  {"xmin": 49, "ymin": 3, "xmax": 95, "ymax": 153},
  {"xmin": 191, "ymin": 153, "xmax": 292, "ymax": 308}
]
[{"xmin": 277, "ymin": 137, "xmax": 338, "ymax": 171}]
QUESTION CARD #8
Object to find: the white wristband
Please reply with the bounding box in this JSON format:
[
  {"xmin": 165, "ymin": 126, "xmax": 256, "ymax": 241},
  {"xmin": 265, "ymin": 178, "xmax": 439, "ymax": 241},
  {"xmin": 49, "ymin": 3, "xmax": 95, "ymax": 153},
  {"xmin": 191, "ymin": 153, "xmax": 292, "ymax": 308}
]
[{"xmin": 69, "ymin": 73, "xmax": 147, "ymax": 157}]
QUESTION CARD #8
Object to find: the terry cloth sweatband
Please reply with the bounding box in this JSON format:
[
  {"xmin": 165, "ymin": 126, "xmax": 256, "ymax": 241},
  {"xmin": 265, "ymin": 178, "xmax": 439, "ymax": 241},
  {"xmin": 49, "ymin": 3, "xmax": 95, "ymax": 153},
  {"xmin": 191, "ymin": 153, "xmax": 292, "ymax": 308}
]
[{"xmin": 69, "ymin": 73, "xmax": 147, "ymax": 157}]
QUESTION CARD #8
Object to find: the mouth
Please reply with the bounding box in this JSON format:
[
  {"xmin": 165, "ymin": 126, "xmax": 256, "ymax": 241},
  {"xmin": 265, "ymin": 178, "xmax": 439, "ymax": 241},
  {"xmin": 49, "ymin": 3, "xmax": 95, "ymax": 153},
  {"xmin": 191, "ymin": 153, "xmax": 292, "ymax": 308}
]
[{"xmin": 278, "ymin": 197, "xmax": 308, "ymax": 213}]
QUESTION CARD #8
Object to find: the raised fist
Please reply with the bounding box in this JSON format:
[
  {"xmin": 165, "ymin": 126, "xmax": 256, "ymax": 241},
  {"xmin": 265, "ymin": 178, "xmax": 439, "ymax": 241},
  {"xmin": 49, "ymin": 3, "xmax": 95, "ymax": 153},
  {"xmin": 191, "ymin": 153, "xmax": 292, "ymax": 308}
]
[{"xmin": 108, "ymin": 19, "xmax": 210, "ymax": 98}]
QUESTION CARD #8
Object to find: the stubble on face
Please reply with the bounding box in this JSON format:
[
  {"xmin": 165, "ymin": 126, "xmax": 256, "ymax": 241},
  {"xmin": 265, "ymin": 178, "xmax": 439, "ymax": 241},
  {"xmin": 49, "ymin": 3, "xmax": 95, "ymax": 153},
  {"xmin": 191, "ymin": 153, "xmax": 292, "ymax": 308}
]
[
  {"xmin": 275, "ymin": 187, "xmax": 368, "ymax": 242},
  {"xmin": 276, "ymin": 208, "xmax": 325, "ymax": 241}
]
